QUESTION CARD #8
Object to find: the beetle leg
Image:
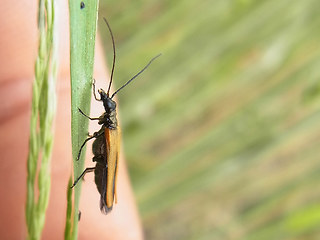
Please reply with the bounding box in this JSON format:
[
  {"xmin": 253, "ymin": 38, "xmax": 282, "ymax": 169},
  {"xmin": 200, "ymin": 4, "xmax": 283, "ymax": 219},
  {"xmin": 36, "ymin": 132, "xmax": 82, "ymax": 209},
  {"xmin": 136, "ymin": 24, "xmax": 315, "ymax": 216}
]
[
  {"xmin": 71, "ymin": 167, "xmax": 96, "ymax": 188},
  {"xmin": 78, "ymin": 108, "xmax": 100, "ymax": 120},
  {"xmin": 77, "ymin": 130, "xmax": 104, "ymax": 161},
  {"xmin": 92, "ymin": 79, "xmax": 102, "ymax": 101}
]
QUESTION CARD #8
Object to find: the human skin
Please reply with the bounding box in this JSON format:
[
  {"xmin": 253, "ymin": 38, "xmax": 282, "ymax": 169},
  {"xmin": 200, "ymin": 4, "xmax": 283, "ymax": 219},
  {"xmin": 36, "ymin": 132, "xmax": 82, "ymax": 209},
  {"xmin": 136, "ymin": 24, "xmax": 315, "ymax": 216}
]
[{"xmin": 0, "ymin": 1, "xmax": 143, "ymax": 239}]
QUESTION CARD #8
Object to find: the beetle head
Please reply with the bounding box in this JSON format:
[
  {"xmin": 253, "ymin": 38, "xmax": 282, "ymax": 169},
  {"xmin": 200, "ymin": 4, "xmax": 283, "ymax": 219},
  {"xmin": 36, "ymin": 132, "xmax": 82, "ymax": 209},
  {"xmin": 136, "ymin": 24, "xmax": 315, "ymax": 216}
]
[{"xmin": 98, "ymin": 89, "xmax": 116, "ymax": 112}]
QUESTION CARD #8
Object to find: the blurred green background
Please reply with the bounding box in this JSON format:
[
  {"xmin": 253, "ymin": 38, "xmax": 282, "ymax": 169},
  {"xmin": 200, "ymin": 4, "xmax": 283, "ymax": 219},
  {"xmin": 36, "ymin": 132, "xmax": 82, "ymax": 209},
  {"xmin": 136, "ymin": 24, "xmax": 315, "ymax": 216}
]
[{"xmin": 99, "ymin": 0, "xmax": 320, "ymax": 239}]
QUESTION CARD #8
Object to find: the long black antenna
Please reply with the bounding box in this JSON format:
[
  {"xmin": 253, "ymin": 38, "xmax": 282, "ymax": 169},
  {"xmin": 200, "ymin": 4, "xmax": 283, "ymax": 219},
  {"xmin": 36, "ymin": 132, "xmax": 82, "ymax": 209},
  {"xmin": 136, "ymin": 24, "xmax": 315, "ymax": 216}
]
[
  {"xmin": 103, "ymin": 17, "xmax": 116, "ymax": 97},
  {"xmin": 111, "ymin": 53, "xmax": 162, "ymax": 99}
]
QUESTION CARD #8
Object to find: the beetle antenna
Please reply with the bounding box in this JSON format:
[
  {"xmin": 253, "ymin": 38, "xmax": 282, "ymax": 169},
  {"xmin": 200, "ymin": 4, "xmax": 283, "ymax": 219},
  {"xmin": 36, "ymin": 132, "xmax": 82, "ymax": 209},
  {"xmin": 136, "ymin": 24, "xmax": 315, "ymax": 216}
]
[
  {"xmin": 111, "ymin": 53, "xmax": 161, "ymax": 99},
  {"xmin": 103, "ymin": 17, "xmax": 116, "ymax": 97}
]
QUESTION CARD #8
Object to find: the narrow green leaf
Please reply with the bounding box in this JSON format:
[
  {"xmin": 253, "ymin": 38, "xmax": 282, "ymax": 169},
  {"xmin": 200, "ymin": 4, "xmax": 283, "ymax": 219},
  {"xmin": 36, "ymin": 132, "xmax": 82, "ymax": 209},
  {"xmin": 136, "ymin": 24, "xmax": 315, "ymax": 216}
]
[{"xmin": 66, "ymin": 0, "xmax": 99, "ymax": 239}]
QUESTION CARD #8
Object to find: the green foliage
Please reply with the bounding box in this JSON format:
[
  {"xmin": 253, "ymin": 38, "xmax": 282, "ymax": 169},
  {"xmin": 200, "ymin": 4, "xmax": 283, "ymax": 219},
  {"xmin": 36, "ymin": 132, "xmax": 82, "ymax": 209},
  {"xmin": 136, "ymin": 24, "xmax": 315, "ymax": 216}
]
[
  {"xmin": 65, "ymin": 0, "xmax": 99, "ymax": 239},
  {"xmin": 100, "ymin": 0, "xmax": 320, "ymax": 239},
  {"xmin": 26, "ymin": 0, "xmax": 57, "ymax": 239}
]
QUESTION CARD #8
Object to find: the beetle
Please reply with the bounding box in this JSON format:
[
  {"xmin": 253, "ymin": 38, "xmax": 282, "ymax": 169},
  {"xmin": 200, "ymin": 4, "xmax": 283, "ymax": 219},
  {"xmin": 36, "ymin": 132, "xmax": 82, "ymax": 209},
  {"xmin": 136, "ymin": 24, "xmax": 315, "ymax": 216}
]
[{"xmin": 71, "ymin": 17, "xmax": 161, "ymax": 213}]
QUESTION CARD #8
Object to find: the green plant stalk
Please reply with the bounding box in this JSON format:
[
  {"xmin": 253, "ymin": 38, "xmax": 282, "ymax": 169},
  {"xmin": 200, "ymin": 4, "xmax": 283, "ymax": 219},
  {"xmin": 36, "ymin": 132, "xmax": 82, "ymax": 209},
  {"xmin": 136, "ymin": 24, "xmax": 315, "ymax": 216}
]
[
  {"xmin": 65, "ymin": 1, "xmax": 99, "ymax": 239},
  {"xmin": 26, "ymin": 0, "xmax": 57, "ymax": 239}
]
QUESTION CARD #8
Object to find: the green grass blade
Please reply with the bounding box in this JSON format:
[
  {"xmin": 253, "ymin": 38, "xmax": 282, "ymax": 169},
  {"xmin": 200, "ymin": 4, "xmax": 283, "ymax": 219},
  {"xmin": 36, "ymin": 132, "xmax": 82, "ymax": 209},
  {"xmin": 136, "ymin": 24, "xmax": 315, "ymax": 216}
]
[{"xmin": 65, "ymin": 0, "xmax": 99, "ymax": 239}]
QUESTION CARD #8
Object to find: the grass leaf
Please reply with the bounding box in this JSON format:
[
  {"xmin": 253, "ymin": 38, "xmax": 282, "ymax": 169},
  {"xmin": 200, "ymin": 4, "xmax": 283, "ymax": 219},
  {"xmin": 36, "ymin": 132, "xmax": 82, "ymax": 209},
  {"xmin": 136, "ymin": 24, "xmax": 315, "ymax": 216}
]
[{"xmin": 65, "ymin": 0, "xmax": 99, "ymax": 239}]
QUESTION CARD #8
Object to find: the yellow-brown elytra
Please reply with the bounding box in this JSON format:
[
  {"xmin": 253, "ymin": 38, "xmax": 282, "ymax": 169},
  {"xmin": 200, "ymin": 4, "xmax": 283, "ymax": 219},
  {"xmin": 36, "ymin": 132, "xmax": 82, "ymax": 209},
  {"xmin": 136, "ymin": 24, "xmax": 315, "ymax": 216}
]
[{"xmin": 71, "ymin": 17, "xmax": 161, "ymax": 214}]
